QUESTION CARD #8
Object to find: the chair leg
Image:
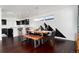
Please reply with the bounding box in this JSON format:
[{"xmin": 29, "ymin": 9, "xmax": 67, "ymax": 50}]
[
  {"xmin": 53, "ymin": 38, "xmax": 55, "ymax": 45},
  {"xmin": 49, "ymin": 38, "xmax": 55, "ymax": 47},
  {"xmin": 49, "ymin": 39, "xmax": 53, "ymax": 46}
]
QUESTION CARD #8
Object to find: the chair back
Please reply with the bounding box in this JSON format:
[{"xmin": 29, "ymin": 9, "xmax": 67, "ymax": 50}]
[
  {"xmin": 47, "ymin": 30, "xmax": 56, "ymax": 40},
  {"xmin": 40, "ymin": 26, "xmax": 44, "ymax": 30}
]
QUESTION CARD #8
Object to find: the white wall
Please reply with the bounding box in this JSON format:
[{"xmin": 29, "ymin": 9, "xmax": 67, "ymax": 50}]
[
  {"xmin": 77, "ymin": 16, "xmax": 79, "ymax": 32},
  {"xmin": 2, "ymin": 18, "xmax": 18, "ymax": 37},
  {"xmin": 2, "ymin": 17, "xmax": 30, "ymax": 37},
  {"xmin": 0, "ymin": 8, "xmax": 2, "ymax": 40},
  {"xmin": 30, "ymin": 6, "xmax": 78, "ymax": 41},
  {"xmin": 1, "ymin": 6, "xmax": 78, "ymax": 41},
  {"xmin": 77, "ymin": 6, "xmax": 79, "ymax": 32},
  {"xmin": 2, "ymin": 18, "xmax": 17, "ymax": 28}
]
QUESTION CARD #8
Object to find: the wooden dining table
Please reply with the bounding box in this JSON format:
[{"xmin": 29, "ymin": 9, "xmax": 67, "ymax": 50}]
[
  {"xmin": 22, "ymin": 34, "xmax": 43, "ymax": 40},
  {"xmin": 27, "ymin": 30, "xmax": 50, "ymax": 35},
  {"xmin": 22, "ymin": 30, "xmax": 51, "ymax": 48}
]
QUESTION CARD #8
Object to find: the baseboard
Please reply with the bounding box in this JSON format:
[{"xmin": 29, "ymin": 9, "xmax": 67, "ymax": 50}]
[
  {"xmin": 55, "ymin": 36, "xmax": 75, "ymax": 41},
  {"xmin": 55, "ymin": 36, "xmax": 66, "ymax": 39}
]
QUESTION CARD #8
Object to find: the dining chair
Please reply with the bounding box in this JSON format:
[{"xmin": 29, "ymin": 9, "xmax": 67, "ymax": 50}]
[
  {"xmin": 48, "ymin": 30, "xmax": 56, "ymax": 46},
  {"xmin": 41, "ymin": 30, "xmax": 56, "ymax": 46},
  {"xmin": 40, "ymin": 25, "xmax": 45, "ymax": 30}
]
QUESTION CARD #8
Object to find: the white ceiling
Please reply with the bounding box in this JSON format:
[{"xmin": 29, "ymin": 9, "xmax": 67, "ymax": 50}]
[{"xmin": 0, "ymin": 5, "xmax": 72, "ymax": 19}]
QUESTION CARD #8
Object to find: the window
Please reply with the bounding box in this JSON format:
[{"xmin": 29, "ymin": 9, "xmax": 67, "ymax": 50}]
[
  {"xmin": 34, "ymin": 16, "xmax": 54, "ymax": 21},
  {"xmin": 16, "ymin": 19, "xmax": 29, "ymax": 25},
  {"xmin": 2, "ymin": 19, "xmax": 7, "ymax": 25},
  {"xmin": 22, "ymin": 20, "xmax": 25, "ymax": 24},
  {"xmin": 25, "ymin": 19, "xmax": 29, "ymax": 25},
  {"xmin": 16, "ymin": 21, "xmax": 21, "ymax": 25}
]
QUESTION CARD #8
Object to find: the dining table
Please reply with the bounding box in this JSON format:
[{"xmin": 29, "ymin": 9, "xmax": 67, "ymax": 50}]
[
  {"xmin": 22, "ymin": 30, "xmax": 52, "ymax": 48},
  {"xmin": 27, "ymin": 30, "xmax": 50, "ymax": 36}
]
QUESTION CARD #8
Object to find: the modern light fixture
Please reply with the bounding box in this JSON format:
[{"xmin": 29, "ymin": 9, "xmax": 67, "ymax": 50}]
[
  {"xmin": 34, "ymin": 17, "xmax": 44, "ymax": 21},
  {"xmin": 34, "ymin": 15, "xmax": 54, "ymax": 21},
  {"xmin": 45, "ymin": 15, "xmax": 54, "ymax": 20}
]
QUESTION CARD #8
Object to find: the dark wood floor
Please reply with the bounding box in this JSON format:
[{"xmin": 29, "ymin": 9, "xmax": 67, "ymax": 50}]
[{"xmin": 0, "ymin": 37, "xmax": 75, "ymax": 53}]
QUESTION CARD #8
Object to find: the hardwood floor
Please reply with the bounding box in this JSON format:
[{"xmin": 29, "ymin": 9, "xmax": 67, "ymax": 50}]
[{"xmin": 0, "ymin": 37, "xmax": 75, "ymax": 53}]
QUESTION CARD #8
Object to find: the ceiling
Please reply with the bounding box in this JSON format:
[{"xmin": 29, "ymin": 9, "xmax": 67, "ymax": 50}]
[{"xmin": 0, "ymin": 5, "xmax": 72, "ymax": 19}]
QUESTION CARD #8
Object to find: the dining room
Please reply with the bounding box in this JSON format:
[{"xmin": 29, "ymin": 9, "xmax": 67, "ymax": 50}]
[{"xmin": 0, "ymin": 5, "xmax": 78, "ymax": 53}]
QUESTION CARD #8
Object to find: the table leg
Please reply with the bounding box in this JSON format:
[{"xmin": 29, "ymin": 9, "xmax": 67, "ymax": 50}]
[
  {"xmin": 41, "ymin": 39, "xmax": 43, "ymax": 44},
  {"xmin": 34, "ymin": 40, "xmax": 37, "ymax": 48},
  {"xmin": 34, "ymin": 40, "xmax": 41, "ymax": 48},
  {"xmin": 38, "ymin": 40, "xmax": 40, "ymax": 46}
]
